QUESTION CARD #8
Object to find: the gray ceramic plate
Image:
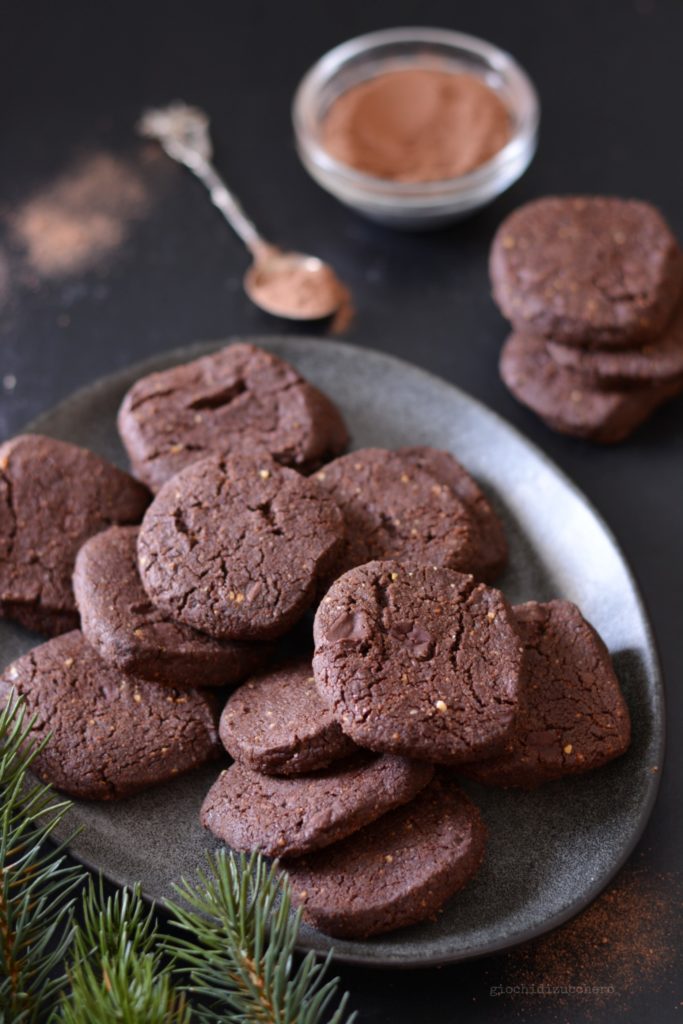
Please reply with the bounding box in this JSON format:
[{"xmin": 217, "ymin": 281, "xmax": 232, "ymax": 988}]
[{"xmin": 1, "ymin": 338, "xmax": 664, "ymax": 968}]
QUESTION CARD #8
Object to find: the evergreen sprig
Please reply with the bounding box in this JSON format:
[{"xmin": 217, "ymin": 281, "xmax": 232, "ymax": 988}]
[
  {"xmin": 54, "ymin": 881, "xmax": 190, "ymax": 1024},
  {"xmin": 0, "ymin": 692, "xmax": 355, "ymax": 1023},
  {"xmin": 0, "ymin": 694, "xmax": 84, "ymax": 1024},
  {"xmin": 166, "ymin": 852, "xmax": 355, "ymax": 1024}
]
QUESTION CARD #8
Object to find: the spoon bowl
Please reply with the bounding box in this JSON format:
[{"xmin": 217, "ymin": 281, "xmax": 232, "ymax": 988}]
[{"xmin": 244, "ymin": 249, "xmax": 343, "ymax": 321}]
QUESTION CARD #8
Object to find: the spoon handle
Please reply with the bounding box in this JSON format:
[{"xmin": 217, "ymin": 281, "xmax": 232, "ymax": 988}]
[
  {"xmin": 190, "ymin": 158, "xmax": 268, "ymax": 256},
  {"xmin": 138, "ymin": 103, "xmax": 270, "ymax": 257}
]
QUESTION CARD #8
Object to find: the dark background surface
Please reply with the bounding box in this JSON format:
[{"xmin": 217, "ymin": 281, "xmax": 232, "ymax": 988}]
[{"xmin": 1, "ymin": 1, "xmax": 681, "ymax": 1021}]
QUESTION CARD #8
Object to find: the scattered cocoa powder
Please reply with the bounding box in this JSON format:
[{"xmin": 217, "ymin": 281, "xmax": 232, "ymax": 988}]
[
  {"xmin": 328, "ymin": 282, "xmax": 355, "ymax": 335},
  {"xmin": 497, "ymin": 861, "xmax": 681, "ymax": 1018},
  {"xmin": 10, "ymin": 153, "xmax": 149, "ymax": 277},
  {"xmin": 321, "ymin": 67, "xmax": 511, "ymax": 183}
]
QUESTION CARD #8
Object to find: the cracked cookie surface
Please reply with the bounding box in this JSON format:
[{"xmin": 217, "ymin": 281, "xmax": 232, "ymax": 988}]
[
  {"xmin": 286, "ymin": 779, "xmax": 486, "ymax": 938},
  {"xmin": 201, "ymin": 752, "xmax": 433, "ymax": 858},
  {"xmin": 313, "ymin": 561, "xmax": 523, "ymax": 764},
  {"xmin": 117, "ymin": 342, "xmax": 349, "ymax": 491},
  {"xmin": 0, "ymin": 434, "xmax": 149, "ymax": 636},
  {"xmin": 219, "ymin": 655, "xmax": 357, "ymax": 774},
  {"xmin": 314, "ymin": 448, "xmax": 481, "ymax": 580},
  {"xmin": 138, "ymin": 452, "xmax": 346, "ymax": 641},
  {"xmin": 74, "ymin": 526, "xmax": 270, "ymax": 687},
  {"xmin": 490, "ymin": 196, "xmax": 683, "ymax": 348},
  {"xmin": 398, "ymin": 446, "xmax": 508, "ymax": 582},
  {"xmin": 462, "ymin": 600, "xmax": 631, "ymax": 788},
  {"xmin": 0, "ymin": 631, "xmax": 221, "ymax": 799}
]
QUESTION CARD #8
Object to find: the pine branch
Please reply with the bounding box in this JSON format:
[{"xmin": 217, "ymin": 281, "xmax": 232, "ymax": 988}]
[
  {"xmin": 0, "ymin": 693, "xmax": 356, "ymax": 1024},
  {"xmin": 54, "ymin": 880, "xmax": 191, "ymax": 1024},
  {"xmin": 165, "ymin": 851, "xmax": 355, "ymax": 1024},
  {"xmin": 0, "ymin": 693, "xmax": 85, "ymax": 1024}
]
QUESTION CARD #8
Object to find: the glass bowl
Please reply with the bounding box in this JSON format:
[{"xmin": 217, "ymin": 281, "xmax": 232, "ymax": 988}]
[{"xmin": 292, "ymin": 26, "xmax": 540, "ymax": 229}]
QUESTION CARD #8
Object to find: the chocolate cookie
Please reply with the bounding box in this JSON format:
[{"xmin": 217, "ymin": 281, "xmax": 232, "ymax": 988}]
[
  {"xmin": 117, "ymin": 343, "xmax": 349, "ymax": 491},
  {"xmin": 201, "ymin": 753, "xmax": 433, "ymax": 858},
  {"xmin": 500, "ymin": 331, "xmax": 683, "ymax": 442},
  {"xmin": 313, "ymin": 561, "xmax": 523, "ymax": 764},
  {"xmin": 398, "ymin": 446, "xmax": 508, "ymax": 581},
  {"xmin": 314, "ymin": 448, "xmax": 480, "ymax": 579},
  {"xmin": 219, "ymin": 656, "xmax": 357, "ymax": 774},
  {"xmin": 490, "ymin": 196, "xmax": 683, "ymax": 347},
  {"xmin": 74, "ymin": 526, "xmax": 270, "ymax": 688},
  {"xmin": 286, "ymin": 779, "xmax": 486, "ymax": 938},
  {"xmin": 137, "ymin": 453, "xmax": 345, "ymax": 641},
  {"xmin": 546, "ymin": 297, "xmax": 683, "ymax": 389},
  {"xmin": 0, "ymin": 434, "xmax": 149, "ymax": 636},
  {"xmin": 462, "ymin": 600, "xmax": 631, "ymax": 788},
  {"xmin": 0, "ymin": 631, "xmax": 221, "ymax": 799}
]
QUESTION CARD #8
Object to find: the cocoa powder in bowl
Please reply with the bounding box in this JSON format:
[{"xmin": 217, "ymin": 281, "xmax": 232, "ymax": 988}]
[{"xmin": 320, "ymin": 68, "xmax": 511, "ymax": 183}]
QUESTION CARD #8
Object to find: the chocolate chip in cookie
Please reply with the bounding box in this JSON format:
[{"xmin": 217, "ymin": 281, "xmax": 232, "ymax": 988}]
[{"xmin": 313, "ymin": 561, "xmax": 523, "ymax": 764}]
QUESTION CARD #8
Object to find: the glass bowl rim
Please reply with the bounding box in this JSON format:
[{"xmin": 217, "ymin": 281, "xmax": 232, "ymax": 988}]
[{"xmin": 292, "ymin": 25, "xmax": 541, "ymax": 202}]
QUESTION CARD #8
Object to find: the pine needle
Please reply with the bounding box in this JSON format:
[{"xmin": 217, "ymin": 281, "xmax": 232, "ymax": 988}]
[
  {"xmin": 0, "ymin": 691, "xmax": 355, "ymax": 1023},
  {"xmin": 54, "ymin": 880, "xmax": 190, "ymax": 1024},
  {"xmin": 165, "ymin": 851, "xmax": 355, "ymax": 1024},
  {"xmin": 0, "ymin": 692, "xmax": 85, "ymax": 1024}
]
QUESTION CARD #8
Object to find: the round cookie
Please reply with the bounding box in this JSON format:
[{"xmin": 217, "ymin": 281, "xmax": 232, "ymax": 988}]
[
  {"xmin": 117, "ymin": 342, "xmax": 349, "ymax": 491},
  {"xmin": 546, "ymin": 297, "xmax": 683, "ymax": 389},
  {"xmin": 286, "ymin": 779, "xmax": 486, "ymax": 938},
  {"xmin": 201, "ymin": 753, "xmax": 433, "ymax": 858},
  {"xmin": 74, "ymin": 526, "xmax": 271, "ymax": 688},
  {"xmin": 0, "ymin": 434, "xmax": 149, "ymax": 636},
  {"xmin": 398, "ymin": 446, "xmax": 508, "ymax": 582},
  {"xmin": 313, "ymin": 561, "xmax": 523, "ymax": 764},
  {"xmin": 314, "ymin": 448, "xmax": 480, "ymax": 579},
  {"xmin": 0, "ymin": 631, "xmax": 221, "ymax": 800},
  {"xmin": 462, "ymin": 600, "xmax": 631, "ymax": 788},
  {"xmin": 500, "ymin": 330, "xmax": 683, "ymax": 443},
  {"xmin": 490, "ymin": 196, "xmax": 683, "ymax": 348},
  {"xmin": 137, "ymin": 453, "xmax": 345, "ymax": 642},
  {"xmin": 219, "ymin": 656, "xmax": 358, "ymax": 774}
]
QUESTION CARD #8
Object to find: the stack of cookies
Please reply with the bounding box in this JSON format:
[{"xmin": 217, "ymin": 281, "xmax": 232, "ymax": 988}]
[
  {"xmin": 203, "ymin": 560, "xmax": 630, "ymax": 938},
  {"xmin": 491, "ymin": 196, "xmax": 683, "ymax": 441},
  {"xmin": 0, "ymin": 342, "xmax": 632, "ymax": 939}
]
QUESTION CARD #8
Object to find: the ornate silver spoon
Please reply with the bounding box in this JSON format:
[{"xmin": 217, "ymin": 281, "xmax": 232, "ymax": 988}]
[{"xmin": 138, "ymin": 102, "xmax": 344, "ymax": 320}]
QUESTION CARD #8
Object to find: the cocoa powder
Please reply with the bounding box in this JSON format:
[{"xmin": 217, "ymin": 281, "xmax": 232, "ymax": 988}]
[
  {"xmin": 249, "ymin": 257, "xmax": 344, "ymax": 320},
  {"xmin": 10, "ymin": 153, "xmax": 149, "ymax": 278},
  {"xmin": 321, "ymin": 68, "xmax": 511, "ymax": 183},
  {"xmin": 497, "ymin": 861, "xmax": 681, "ymax": 1018}
]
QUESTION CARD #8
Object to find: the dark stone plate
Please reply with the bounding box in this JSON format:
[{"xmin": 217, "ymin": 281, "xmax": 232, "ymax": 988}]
[{"xmin": 1, "ymin": 338, "xmax": 664, "ymax": 967}]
